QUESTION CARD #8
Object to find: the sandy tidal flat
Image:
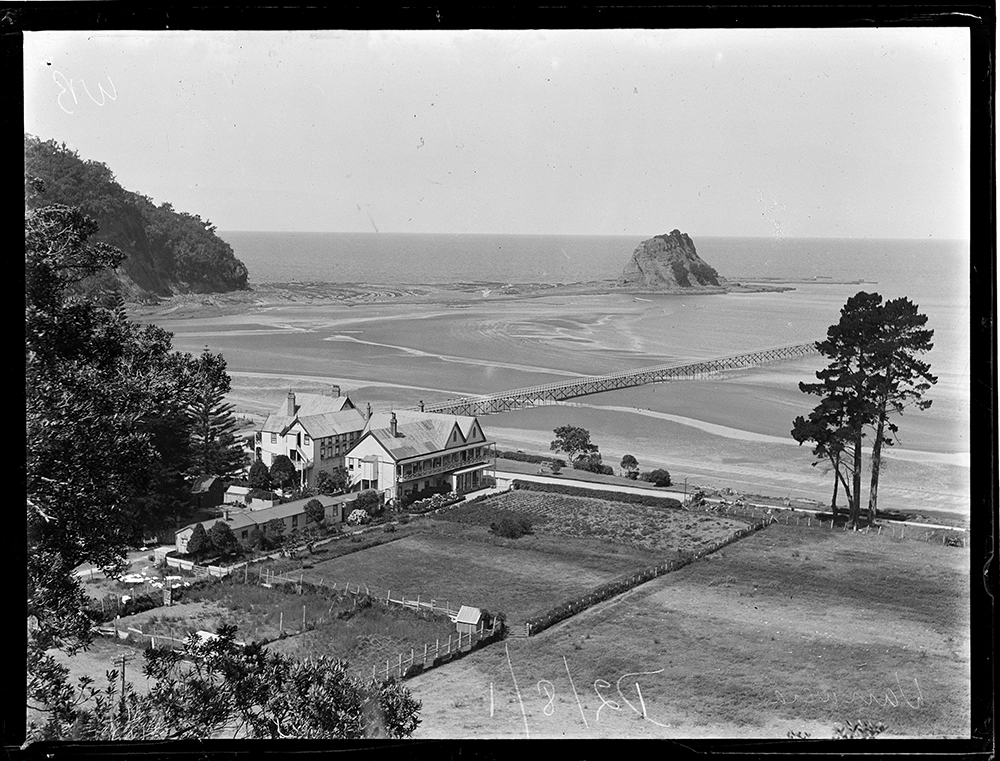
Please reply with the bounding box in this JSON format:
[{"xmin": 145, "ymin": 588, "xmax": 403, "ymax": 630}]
[{"xmin": 138, "ymin": 283, "xmax": 970, "ymax": 519}]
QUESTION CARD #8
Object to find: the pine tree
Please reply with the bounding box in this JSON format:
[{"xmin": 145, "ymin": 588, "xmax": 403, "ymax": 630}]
[
  {"xmin": 186, "ymin": 523, "xmax": 210, "ymax": 559},
  {"xmin": 795, "ymin": 292, "xmax": 936, "ymax": 527},
  {"xmin": 862, "ymin": 297, "xmax": 936, "ymax": 523},
  {"xmin": 186, "ymin": 348, "xmax": 247, "ymax": 479}
]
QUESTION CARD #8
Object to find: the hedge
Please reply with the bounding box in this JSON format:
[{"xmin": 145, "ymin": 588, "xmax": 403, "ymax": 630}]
[
  {"xmin": 511, "ymin": 479, "xmax": 682, "ymax": 509},
  {"xmin": 523, "ymin": 518, "xmax": 768, "ymax": 636},
  {"xmin": 498, "ymin": 450, "xmax": 566, "ymax": 468}
]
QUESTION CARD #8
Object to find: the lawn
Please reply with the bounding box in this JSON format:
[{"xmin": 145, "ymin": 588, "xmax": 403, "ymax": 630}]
[
  {"xmin": 261, "ymin": 525, "xmax": 667, "ymax": 624},
  {"xmin": 253, "ymin": 490, "xmax": 752, "ymax": 624},
  {"xmin": 405, "ymin": 524, "xmax": 971, "ymax": 739}
]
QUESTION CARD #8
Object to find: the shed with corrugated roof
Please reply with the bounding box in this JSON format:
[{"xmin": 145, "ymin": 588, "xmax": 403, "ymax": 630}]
[{"xmin": 453, "ymin": 605, "xmax": 485, "ymax": 634}]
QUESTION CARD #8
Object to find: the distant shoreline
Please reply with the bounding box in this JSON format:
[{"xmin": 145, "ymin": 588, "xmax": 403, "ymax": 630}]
[{"xmin": 130, "ymin": 278, "xmax": 807, "ymax": 320}]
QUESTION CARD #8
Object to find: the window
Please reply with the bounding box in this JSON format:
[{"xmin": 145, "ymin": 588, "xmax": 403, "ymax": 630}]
[
  {"xmin": 292, "ymin": 514, "xmax": 299, "ymax": 527},
  {"xmin": 270, "ymin": 433, "xmax": 277, "ymax": 444},
  {"xmin": 241, "ymin": 530, "xmax": 248, "ymax": 539},
  {"xmin": 304, "ymin": 435, "xmax": 311, "ymax": 445}
]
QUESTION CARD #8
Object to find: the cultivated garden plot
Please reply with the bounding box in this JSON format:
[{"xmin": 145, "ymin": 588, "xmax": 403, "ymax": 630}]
[
  {"xmin": 405, "ymin": 524, "xmax": 971, "ymax": 739},
  {"xmin": 102, "ymin": 578, "xmax": 456, "ymax": 677},
  {"xmin": 442, "ymin": 491, "xmax": 747, "ymax": 554}
]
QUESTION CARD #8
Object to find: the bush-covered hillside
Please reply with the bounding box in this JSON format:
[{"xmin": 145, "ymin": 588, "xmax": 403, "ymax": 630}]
[{"xmin": 24, "ymin": 135, "xmax": 249, "ymax": 299}]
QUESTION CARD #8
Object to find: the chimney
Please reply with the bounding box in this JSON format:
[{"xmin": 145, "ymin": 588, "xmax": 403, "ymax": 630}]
[
  {"xmin": 331, "ymin": 384, "xmax": 340, "ymax": 398},
  {"xmin": 419, "ymin": 400, "xmax": 425, "ymax": 412},
  {"xmin": 390, "ymin": 412, "xmax": 398, "ymax": 437},
  {"xmin": 284, "ymin": 391, "xmax": 296, "ymax": 416},
  {"xmin": 224, "ymin": 508, "xmax": 230, "ymax": 521}
]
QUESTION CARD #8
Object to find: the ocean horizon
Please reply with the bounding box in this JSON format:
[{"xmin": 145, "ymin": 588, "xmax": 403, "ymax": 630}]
[{"xmin": 218, "ymin": 231, "xmax": 971, "ymax": 294}]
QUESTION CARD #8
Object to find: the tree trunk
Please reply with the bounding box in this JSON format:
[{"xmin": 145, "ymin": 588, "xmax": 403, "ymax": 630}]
[
  {"xmin": 867, "ymin": 395, "xmax": 891, "ymax": 525},
  {"xmin": 851, "ymin": 434, "xmax": 863, "ymax": 529},
  {"xmin": 830, "ymin": 450, "xmax": 840, "ymax": 519}
]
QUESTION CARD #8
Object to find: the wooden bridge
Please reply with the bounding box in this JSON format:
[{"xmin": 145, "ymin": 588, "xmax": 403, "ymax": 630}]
[{"xmin": 412, "ymin": 342, "xmax": 820, "ymax": 417}]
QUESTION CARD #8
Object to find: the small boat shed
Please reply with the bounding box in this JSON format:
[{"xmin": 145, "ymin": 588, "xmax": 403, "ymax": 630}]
[{"xmin": 453, "ymin": 605, "xmax": 485, "ymax": 634}]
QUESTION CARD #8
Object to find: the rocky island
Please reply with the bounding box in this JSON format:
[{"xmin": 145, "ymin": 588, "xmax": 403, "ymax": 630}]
[{"xmin": 619, "ymin": 229, "xmax": 726, "ymax": 289}]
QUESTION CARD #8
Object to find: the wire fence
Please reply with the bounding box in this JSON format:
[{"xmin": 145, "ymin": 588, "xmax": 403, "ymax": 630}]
[
  {"xmin": 693, "ymin": 503, "xmax": 967, "ymax": 547},
  {"xmin": 257, "ymin": 568, "xmax": 464, "ymax": 619},
  {"xmin": 369, "ymin": 619, "xmax": 502, "ymax": 682}
]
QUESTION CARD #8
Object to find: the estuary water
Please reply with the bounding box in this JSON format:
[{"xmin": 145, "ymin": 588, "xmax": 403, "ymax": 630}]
[{"xmin": 195, "ymin": 231, "xmax": 972, "ymax": 516}]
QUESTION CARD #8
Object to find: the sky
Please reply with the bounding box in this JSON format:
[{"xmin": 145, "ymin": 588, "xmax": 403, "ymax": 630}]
[{"xmin": 23, "ymin": 28, "xmax": 971, "ymax": 238}]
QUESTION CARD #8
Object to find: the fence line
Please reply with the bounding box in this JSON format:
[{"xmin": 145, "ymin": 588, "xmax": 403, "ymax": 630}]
[
  {"xmin": 694, "ymin": 503, "xmax": 967, "ymax": 547},
  {"xmin": 369, "ymin": 619, "xmax": 500, "ymax": 682},
  {"xmin": 256, "ymin": 568, "xmax": 463, "ymax": 618},
  {"xmin": 520, "ymin": 516, "xmax": 770, "ymax": 637}
]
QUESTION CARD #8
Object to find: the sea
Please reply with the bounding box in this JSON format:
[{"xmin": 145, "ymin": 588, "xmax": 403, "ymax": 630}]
[
  {"xmin": 218, "ymin": 231, "xmax": 971, "ymax": 294},
  {"xmin": 218, "ymin": 230, "xmax": 972, "ymax": 384},
  {"xmin": 207, "ymin": 231, "xmax": 973, "ymax": 515}
]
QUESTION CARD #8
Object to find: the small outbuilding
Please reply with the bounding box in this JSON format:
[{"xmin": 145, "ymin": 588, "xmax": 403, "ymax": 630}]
[
  {"xmin": 224, "ymin": 485, "xmax": 251, "ymax": 506},
  {"xmin": 191, "ymin": 476, "xmax": 226, "ymax": 511},
  {"xmin": 453, "ymin": 605, "xmax": 485, "ymax": 635}
]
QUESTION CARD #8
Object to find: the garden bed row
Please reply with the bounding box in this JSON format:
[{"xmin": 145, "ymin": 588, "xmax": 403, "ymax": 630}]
[{"xmin": 511, "ymin": 479, "xmax": 682, "ymax": 509}]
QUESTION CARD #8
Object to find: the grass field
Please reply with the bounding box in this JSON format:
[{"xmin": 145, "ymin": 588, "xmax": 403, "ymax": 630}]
[
  {"xmin": 405, "ymin": 524, "xmax": 970, "ymax": 739},
  {"xmin": 253, "ymin": 491, "xmax": 750, "ymax": 624},
  {"xmin": 262, "ymin": 525, "xmax": 665, "ymax": 624}
]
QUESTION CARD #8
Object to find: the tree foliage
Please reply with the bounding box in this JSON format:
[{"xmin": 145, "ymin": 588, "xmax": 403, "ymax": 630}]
[
  {"xmin": 27, "ymin": 203, "xmax": 193, "ymax": 649},
  {"xmin": 304, "ymin": 499, "xmax": 326, "ymax": 525},
  {"xmin": 355, "ymin": 489, "xmax": 382, "ymax": 517},
  {"xmin": 316, "ymin": 468, "xmax": 350, "ymax": 495},
  {"xmin": 549, "ymin": 425, "xmax": 598, "ymax": 462},
  {"xmin": 248, "ymin": 460, "xmax": 271, "ymax": 490},
  {"xmin": 793, "ymin": 292, "xmax": 936, "ymax": 527},
  {"xmin": 269, "ymin": 455, "xmax": 297, "ymax": 490},
  {"xmin": 185, "ymin": 348, "xmax": 247, "ymax": 479},
  {"xmin": 24, "ymin": 134, "xmax": 248, "ymax": 298},
  {"xmin": 641, "ymin": 468, "xmax": 673, "ymax": 487},
  {"xmin": 26, "ymin": 625, "xmax": 421, "ymax": 741},
  {"xmin": 208, "ymin": 521, "xmax": 239, "ymax": 557},
  {"xmin": 572, "ymin": 452, "xmax": 614, "ymax": 474},
  {"xmin": 186, "ymin": 524, "xmax": 211, "ymax": 559},
  {"xmin": 620, "ymin": 454, "xmax": 640, "ymax": 479}
]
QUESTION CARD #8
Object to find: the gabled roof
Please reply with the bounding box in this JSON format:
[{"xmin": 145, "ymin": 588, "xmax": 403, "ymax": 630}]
[
  {"xmin": 191, "ymin": 475, "xmax": 221, "ymax": 494},
  {"xmin": 298, "ymin": 407, "xmax": 367, "ymax": 439},
  {"xmin": 178, "ymin": 493, "xmax": 356, "ymax": 535},
  {"xmin": 454, "ymin": 605, "xmax": 483, "ymax": 625},
  {"xmin": 360, "ymin": 410, "xmax": 490, "ymax": 462},
  {"xmin": 262, "ymin": 393, "xmax": 358, "ymax": 436}
]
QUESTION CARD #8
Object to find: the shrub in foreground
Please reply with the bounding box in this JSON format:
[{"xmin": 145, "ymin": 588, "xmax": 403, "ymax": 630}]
[
  {"xmin": 490, "ymin": 516, "xmax": 533, "ymax": 539},
  {"xmin": 26, "ymin": 624, "xmax": 421, "ymax": 741}
]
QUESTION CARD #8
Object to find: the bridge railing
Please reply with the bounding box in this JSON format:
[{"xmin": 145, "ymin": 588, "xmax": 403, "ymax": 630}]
[{"xmin": 414, "ymin": 341, "xmax": 820, "ymax": 415}]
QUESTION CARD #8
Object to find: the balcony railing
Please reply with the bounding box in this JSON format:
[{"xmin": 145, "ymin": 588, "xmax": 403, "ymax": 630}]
[
  {"xmin": 398, "ymin": 452, "xmax": 494, "ymax": 482},
  {"xmin": 289, "ymin": 450, "xmax": 313, "ymax": 470}
]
